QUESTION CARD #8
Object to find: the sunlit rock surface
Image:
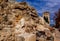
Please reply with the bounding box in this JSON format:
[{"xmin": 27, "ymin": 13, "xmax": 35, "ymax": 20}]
[{"xmin": 0, "ymin": 0, "xmax": 55, "ymax": 41}]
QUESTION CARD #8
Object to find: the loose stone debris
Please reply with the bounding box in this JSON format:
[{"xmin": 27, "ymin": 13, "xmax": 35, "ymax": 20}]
[{"xmin": 0, "ymin": 0, "xmax": 56, "ymax": 41}]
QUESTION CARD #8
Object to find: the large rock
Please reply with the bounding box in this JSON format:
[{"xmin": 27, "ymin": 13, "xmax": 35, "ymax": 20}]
[
  {"xmin": 15, "ymin": 33, "xmax": 36, "ymax": 41},
  {"xmin": 0, "ymin": 0, "xmax": 54, "ymax": 41}
]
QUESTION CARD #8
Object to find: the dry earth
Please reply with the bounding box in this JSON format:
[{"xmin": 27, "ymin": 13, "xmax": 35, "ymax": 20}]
[{"xmin": 54, "ymin": 30, "xmax": 60, "ymax": 41}]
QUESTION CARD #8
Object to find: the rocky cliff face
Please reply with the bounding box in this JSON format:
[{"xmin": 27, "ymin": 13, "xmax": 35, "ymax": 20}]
[{"xmin": 0, "ymin": 0, "xmax": 55, "ymax": 41}]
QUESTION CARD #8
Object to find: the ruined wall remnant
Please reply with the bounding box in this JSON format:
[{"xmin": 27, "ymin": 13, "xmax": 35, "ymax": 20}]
[{"xmin": 43, "ymin": 12, "xmax": 50, "ymax": 25}]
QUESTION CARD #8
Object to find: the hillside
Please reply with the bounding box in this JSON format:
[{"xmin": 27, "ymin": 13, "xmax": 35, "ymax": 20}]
[{"xmin": 0, "ymin": 0, "xmax": 56, "ymax": 41}]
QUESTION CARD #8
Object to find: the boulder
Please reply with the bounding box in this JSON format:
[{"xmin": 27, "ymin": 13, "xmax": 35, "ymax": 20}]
[{"xmin": 15, "ymin": 33, "xmax": 36, "ymax": 41}]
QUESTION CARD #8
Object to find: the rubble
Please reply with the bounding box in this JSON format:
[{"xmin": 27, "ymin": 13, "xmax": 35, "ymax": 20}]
[{"xmin": 0, "ymin": 0, "xmax": 55, "ymax": 41}]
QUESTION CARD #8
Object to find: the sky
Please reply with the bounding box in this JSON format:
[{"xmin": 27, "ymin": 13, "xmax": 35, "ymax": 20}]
[{"xmin": 16, "ymin": 0, "xmax": 60, "ymax": 25}]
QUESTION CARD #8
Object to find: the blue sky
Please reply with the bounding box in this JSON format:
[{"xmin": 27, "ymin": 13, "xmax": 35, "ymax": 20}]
[{"xmin": 16, "ymin": 0, "xmax": 60, "ymax": 24}]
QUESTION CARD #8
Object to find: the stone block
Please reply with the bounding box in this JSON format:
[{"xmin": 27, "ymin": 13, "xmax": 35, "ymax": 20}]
[{"xmin": 15, "ymin": 33, "xmax": 36, "ymax": 41}]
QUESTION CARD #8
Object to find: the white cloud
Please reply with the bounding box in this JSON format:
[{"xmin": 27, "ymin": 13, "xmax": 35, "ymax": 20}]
[
  {"xmin": 42, "ymin": 0, "xmax": 60, "ymax": 8},
  {"xmin": 46, "ymin": 2, "xmax": 58, "ymax": 7},
  {"xmin": 50, "ymin": 20, "xmax": 55, "ymax": 24},
  {"xmin": 42, "ymin": 0, "xmax": 60, "ymax": 3}
]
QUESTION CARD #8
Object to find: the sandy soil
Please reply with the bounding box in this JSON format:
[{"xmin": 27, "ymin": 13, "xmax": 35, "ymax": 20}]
[{"xmin": 54, "ymin": 30, "xmax": 60, "ymax": 41}]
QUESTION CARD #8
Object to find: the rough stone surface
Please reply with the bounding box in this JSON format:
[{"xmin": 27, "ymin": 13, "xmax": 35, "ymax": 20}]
[
  {"xmin": 15, "ymin": 33, "xmax": 36, "ymax": 41},
  {"xmin": 0, "ymin": 0, "xmax": 55, "ymax": 41}
]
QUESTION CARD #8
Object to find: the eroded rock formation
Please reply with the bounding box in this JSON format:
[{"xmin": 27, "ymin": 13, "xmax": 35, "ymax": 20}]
[{"xmin": 0, "ymin": 0, "xmax": 55, "ymax": 41}]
